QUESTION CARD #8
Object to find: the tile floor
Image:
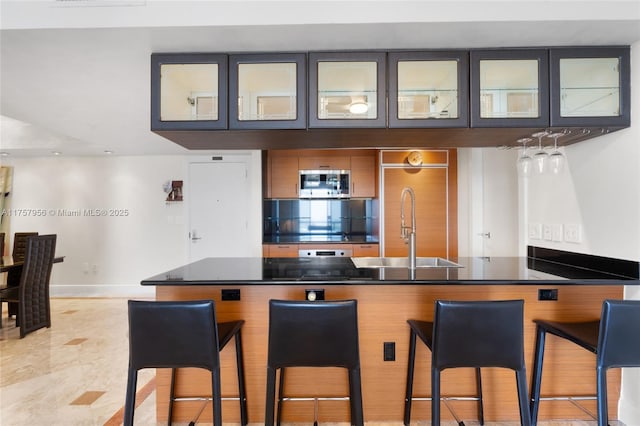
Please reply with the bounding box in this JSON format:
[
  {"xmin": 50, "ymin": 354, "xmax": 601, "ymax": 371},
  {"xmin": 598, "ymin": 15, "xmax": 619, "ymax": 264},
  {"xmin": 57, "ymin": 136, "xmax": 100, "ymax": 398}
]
[{"xmin": 0, "ymin": 298, "xmax": 621, "ymax": 426}]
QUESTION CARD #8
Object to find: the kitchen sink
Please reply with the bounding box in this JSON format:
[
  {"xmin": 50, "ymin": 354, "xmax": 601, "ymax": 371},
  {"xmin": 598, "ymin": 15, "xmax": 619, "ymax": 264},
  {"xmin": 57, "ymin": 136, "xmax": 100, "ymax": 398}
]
[{"xmin": 351, "ymin": 257, "xmax": 463, "ymax": 269}]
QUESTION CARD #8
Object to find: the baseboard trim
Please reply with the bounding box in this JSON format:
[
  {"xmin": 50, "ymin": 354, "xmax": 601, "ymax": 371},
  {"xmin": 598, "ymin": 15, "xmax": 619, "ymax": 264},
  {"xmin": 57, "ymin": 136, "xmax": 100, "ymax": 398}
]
[{"xmin": 50, "ymin": 285, "xmax": 155, "ymax": 298}]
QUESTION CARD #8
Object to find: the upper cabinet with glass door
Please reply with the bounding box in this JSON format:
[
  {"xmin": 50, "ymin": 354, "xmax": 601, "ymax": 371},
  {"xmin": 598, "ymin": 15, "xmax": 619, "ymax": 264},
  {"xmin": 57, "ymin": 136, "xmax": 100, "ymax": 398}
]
[
  {"xmin": 229, "ymin": 53, "xmax": 306, "ymax": 129},
  {"xmin": 470, "ymin": 49, "xmax": 549, "ymax": 128},
  {"xmin": 550, "ymin": 47, "xmax": 630, "ymax": 128},
  {"xmin": 388, "ymin": 51, "xmax": 469, "ymax": 128},
  {"xmin": 309, "ymin": 52, "xmax": 386, "ymax": 128},
  {"xmin": 151, "ymin": 53, "xmax": 228, "ymax": 130}
]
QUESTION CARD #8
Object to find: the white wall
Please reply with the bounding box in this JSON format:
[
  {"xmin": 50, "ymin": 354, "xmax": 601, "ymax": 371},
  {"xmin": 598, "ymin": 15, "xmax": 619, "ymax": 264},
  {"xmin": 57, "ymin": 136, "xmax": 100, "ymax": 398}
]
[{"xmin": 0, "ymin": 152, "xmax": 263, "ymax": 297}]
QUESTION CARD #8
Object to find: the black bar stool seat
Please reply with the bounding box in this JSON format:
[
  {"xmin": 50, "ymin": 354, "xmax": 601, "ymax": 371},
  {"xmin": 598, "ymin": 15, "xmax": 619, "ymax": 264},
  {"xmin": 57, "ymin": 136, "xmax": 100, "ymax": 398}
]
[
  {"xmin": 264, "ymin": 299, "xmax": 364, "ymax": 426},
  {"xmin": 404, "ymin": 300, "xmax": 531, "ymax": 426},
  {"xmin": 530, "ymin": 299, "xmax": 640, "ymax": 426},
  {"xmin": 124, "ymin": 300, "xmax": 248, "ymax": 426}
]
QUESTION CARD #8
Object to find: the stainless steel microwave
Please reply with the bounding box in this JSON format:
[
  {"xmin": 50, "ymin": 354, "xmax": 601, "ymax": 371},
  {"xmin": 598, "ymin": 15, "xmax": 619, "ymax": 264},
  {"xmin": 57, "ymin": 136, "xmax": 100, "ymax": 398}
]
[{"xmin": 299, "ymin": 170, "xmax": 350, "ymax": 198}]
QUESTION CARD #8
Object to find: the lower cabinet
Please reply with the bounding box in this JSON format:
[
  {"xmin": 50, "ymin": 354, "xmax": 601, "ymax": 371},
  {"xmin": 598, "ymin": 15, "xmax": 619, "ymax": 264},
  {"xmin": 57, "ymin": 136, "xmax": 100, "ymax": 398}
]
[
  {"xmin": 352, "ymin": 243, "xmax": 379, "ymax": 257},
  {"xmin": 263, "ymin": 244, "xmax": 299, "ymax": 258}
]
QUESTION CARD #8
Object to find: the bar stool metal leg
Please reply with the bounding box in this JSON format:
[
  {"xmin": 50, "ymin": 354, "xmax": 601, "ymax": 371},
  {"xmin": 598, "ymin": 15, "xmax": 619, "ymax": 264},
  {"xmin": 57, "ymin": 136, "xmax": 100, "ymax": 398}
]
[
  {"xmin": 529, "ymin": 324, "xmax": 546, "ymax": 425},
  {"xmin": 169, "ymin": 368, "xmax": 176, "ymax": 426},
  {"xmin": 234, "ymin": 329, "xmax": 248, "ymax": 426},
  {"xmin": 403, "ymin": 328, "xmax": 417, "ymax": 426},
  {"xmin": 276, "ymin": 368, "xmax": 285, "ymax": 426}
]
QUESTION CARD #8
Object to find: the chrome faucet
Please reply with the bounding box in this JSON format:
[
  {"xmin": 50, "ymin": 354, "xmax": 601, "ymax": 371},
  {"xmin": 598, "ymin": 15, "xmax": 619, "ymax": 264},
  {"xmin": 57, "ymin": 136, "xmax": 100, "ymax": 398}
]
[{"xmin": 400, "ymin": 187, "xmax": 416, "ymax": 270}]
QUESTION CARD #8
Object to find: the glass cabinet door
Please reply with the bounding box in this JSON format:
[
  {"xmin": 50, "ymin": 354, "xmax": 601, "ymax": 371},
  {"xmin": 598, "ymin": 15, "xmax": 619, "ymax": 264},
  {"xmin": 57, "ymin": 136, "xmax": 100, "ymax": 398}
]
[
  {"xmin": 550, "ymin": 47, "xmax": 630, "ymax": 127},
  {"xmin": 229, "ymin": 53, "xmax": 306, "ymax": 129},
  {"xmin": 151, "ymin": 53, "xmax": 228, "ymax": 130},
  {"xmin": 470, "ymin": 49, "xmax": 549, "ymax": 128},
  {"xmin": 309, "ymin": 52, "xmax": 386, "ymax": 128},
  {"xmin": 388, "ymin": 51, "xmax": 468, "ymax": 128}
]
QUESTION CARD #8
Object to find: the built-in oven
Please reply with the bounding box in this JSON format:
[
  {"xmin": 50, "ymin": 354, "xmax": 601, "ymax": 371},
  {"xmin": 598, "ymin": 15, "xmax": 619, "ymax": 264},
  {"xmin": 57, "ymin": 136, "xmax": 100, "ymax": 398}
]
[
  {"xmin": 299, "ymin": 170, "xmax": 350, "ymax": 198},
  {"xmin": 298, "ymin": 248, "xmax": 353, "ymax": 257}
]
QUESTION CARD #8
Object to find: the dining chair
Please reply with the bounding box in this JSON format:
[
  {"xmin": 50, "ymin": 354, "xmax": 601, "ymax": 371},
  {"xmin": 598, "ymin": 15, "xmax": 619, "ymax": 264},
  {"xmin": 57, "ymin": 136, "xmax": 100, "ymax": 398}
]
[
  {"xmin": 0, "ymin": 232, "xmax": 5, "ymax": 256},
  {"xmin": 5, "ymin": 232, "xmax": 38, "ymax": 319},
  {"xmin": 0, "ymin": 234, "xmax": 56, "ymax": 337}
]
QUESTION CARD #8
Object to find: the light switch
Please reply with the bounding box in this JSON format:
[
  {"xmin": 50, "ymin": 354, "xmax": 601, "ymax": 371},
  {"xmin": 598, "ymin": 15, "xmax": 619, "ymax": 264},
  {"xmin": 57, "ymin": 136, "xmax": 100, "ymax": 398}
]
[
  {"xmin": 528, "ymin": 223, "xmax": 542, "ymax": 240},
  {"xmin": 543, "ymin": 224, "xmax": 552, "ymax": 241},
  {"xmin": 552, "ymin": 224, "xmax": 563, "ymax": 242}
]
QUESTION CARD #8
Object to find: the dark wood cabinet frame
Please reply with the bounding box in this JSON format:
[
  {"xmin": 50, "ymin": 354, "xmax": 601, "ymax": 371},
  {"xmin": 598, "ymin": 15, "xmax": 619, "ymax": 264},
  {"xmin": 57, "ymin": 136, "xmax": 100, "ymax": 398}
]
[
  {"xmin": 550, "ymin": 46, "xmax": 630, "ymax": 128},
  {"xmin": 388, "ymin": 50, "xmax": 469, "ymax": 128},
  {"xmin": 151, "ymin": 53, "xmax": 228, "ymax": 131},
  {"xmin": 308, "ymin": 51, "xmax": 387, "ymax": 129},
  {"xmin": 229, "ymin": 53, "xmax": 307, "ymax": 130},
  {"xmin": 470, "ymin": 49, "xmax": 550, "ymax": 128}
]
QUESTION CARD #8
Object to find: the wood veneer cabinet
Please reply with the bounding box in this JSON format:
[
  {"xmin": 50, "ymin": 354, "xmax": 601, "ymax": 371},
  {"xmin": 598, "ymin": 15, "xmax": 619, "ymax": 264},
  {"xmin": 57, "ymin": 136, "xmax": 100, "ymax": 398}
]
[
  {"xmin": 351, "ymin": 243, "xmax": 379, "ymax": 257},
  {"xmin": 381, "ymin": 149, "xmax": 457, "ymax": 258},
  {"xmin": 298, "ymin": 155, "xmax": 350, "ymax": 170},
  {"xmin": 263, "ymin": 244, "xmax": 299, "ymax": 257},
  {"xmin": 350, "ymin": 154, "xmax": 376, "ymax": 198},
  {"xmin": 267, "ymin": 154, "xmax": 299, "ymax": 198}
]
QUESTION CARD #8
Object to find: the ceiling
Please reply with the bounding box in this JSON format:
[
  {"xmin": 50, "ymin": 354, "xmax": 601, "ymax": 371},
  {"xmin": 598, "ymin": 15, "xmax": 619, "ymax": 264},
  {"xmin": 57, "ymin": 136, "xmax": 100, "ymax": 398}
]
[{"xmin": 1, "ymin": 1, "xmax": 639, "ymax": 157}]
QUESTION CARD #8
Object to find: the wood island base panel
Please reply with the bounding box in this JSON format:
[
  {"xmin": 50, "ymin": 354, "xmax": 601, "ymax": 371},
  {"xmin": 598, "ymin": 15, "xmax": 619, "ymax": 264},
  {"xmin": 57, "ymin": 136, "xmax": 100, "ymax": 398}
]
[{"xmin": 154, "ymin": 284, "xmax": 623, "ymax": 423}]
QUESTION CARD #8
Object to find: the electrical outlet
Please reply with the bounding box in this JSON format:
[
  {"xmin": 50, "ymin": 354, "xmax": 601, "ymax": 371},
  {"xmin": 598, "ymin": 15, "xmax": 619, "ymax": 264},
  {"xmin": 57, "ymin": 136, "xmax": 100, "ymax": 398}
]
[
  {"xmin": 543, "ymin": 224, "xmax": 553, "ymax": 241},
  {"xmin": 551, "ymin": 224, "xmax": 563, "ymax": 242},
  {"xmin": 538, "ymin": 289, "xmax": 558, "ymax": 301},
  {"xmin": 221, "ymin": 289, "xmax": 240, "ymax": 301},
  {"xmin": 564, "ymin": 224, "xmax": 582, "ymax": 243},
  {"xmin": 383, "ymin": 342, "xmax": 395, "ymax": 361}
]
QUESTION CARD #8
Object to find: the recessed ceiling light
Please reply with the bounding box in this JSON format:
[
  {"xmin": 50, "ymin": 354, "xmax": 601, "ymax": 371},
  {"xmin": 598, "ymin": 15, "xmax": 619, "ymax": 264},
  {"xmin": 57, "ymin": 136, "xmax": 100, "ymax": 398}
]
[
  {"xmin": 104, "ymin": 150, "xmax": 113, "ymax": 155},
  {"xmin": 0, "ymin": 152, "xmax": 9, "ymax": 156},
  {"xmin": 52, "ymin": 151, "xmax": 62, "ymax": 156}
]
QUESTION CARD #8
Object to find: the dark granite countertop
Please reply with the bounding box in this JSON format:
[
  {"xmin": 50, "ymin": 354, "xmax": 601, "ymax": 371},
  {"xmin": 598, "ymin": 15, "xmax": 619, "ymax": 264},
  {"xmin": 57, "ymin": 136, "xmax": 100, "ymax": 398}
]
[{"xmin": 141, "ymin": 256, "xmax": 640, "ymax": 286}]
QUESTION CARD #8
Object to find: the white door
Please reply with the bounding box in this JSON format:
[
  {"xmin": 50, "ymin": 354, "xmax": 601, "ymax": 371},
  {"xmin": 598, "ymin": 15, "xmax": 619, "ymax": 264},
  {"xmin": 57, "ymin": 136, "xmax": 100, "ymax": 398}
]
[
  {"xmin": 479, "ymin": 148, "xmax": 519, "ymax": 257},
  {"xmin": 189, "ymin": 160, "xmax": 250, "ymax": 261}
]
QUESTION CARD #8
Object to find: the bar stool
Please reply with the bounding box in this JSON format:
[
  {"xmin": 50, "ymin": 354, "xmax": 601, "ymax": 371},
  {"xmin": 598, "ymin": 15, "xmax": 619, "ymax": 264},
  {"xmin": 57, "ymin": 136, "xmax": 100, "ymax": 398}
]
[
  {"xmin": 124, "ymin": 300, "xmax": 248, "ymax": 426},
  {"xmin": 404, "ymin": 299, "xmax": 531, "ymax": 426},
  {"xmin": 264, "ymin": 299, "xmax": 364, "ymax": 426},
  {"xmin": 530, "ymin": 299, "xmax": 640, "ymax": 425}
]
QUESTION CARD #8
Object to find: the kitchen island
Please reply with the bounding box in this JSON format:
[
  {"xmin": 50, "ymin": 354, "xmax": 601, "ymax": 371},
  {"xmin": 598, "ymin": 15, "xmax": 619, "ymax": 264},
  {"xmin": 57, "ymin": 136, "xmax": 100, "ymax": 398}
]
[{"xmin": 141, "ymin": 253, "xmax": 639, "ymax": 424}]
